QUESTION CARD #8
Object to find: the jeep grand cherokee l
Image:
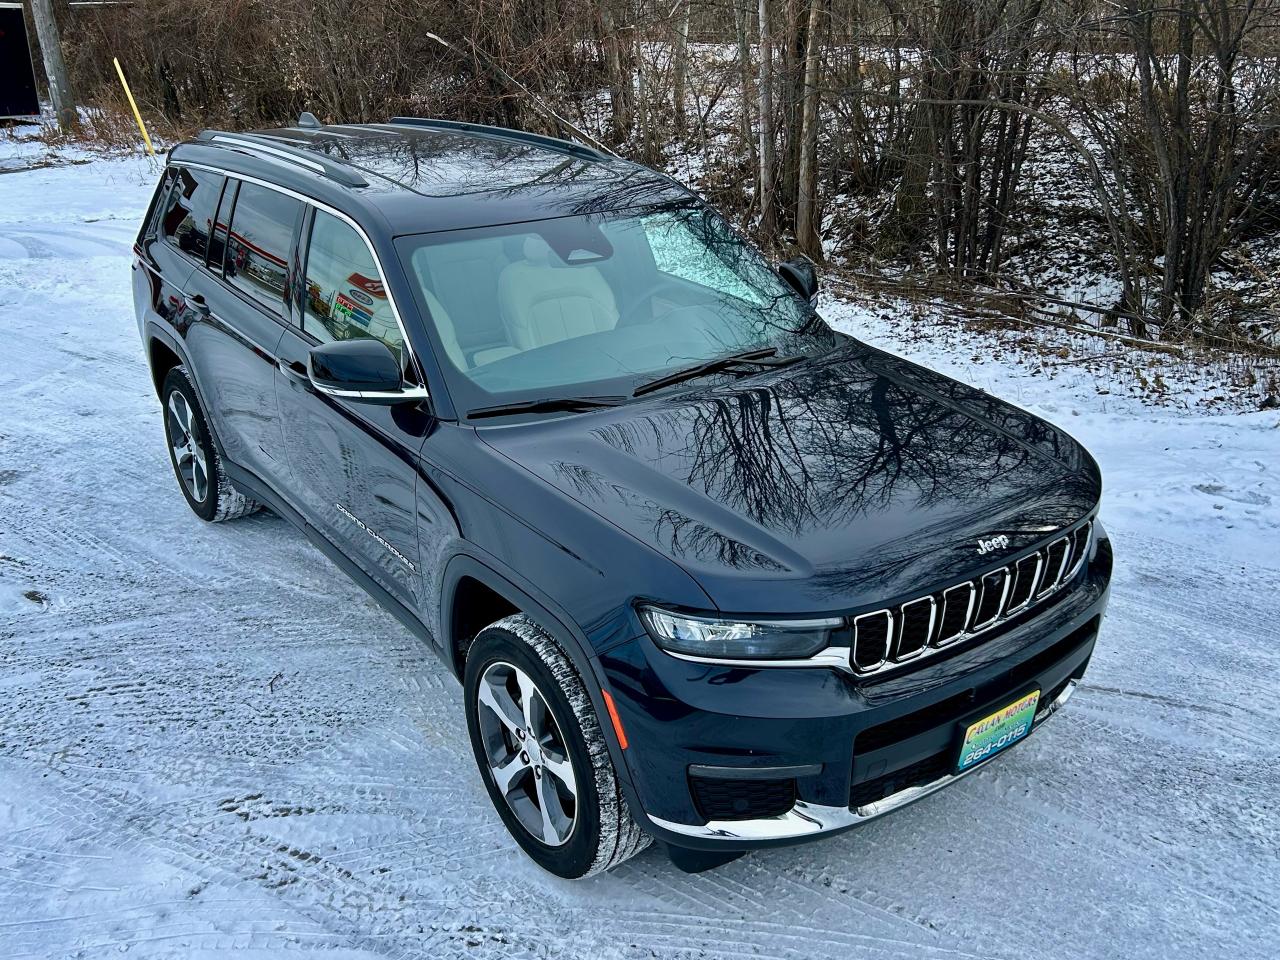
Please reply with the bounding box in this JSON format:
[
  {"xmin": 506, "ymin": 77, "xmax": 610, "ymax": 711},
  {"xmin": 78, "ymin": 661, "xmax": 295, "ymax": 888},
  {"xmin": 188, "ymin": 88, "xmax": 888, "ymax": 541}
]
[{"xmin": 132, "ymin": 117, "xmax": 1111, "ymax": 878}]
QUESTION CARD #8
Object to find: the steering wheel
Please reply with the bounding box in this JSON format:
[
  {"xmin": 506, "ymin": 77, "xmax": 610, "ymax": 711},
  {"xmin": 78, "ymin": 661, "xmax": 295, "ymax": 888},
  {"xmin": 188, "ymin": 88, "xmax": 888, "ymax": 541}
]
[{"xmin": 616, "ymin": 280, "xmax": 676, "ymax": 328}]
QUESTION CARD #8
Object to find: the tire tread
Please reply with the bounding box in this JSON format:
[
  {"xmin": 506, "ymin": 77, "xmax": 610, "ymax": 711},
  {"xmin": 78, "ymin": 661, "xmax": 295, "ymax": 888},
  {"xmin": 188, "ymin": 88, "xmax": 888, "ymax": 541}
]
[
  {"xmin": 482, "ymin": 614, "xmax": 651, "ymax": 876},
  {"xmin": 163, "ymin": 365, "xmax": 260, "ymax": 523}
]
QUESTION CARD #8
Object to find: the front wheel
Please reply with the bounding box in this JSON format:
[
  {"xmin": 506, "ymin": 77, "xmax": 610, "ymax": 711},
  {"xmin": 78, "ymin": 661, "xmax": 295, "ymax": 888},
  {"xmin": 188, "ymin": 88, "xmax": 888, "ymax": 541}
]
[{"xmin": 464, "ymin": 615, "xmax": 651, "ymax": 878}]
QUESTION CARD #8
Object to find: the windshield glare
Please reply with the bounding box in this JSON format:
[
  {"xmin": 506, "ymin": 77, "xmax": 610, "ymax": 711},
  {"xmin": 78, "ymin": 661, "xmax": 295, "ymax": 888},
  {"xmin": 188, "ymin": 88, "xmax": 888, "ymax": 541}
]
[{"xmin": 398, "ymin": 206, "xmax": 834, "ymax": 412}]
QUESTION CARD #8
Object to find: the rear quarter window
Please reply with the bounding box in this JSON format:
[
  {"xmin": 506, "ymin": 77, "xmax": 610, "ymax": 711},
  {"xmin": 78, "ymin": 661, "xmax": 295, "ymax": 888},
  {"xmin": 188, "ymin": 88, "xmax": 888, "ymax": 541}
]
[{"xmin": 157, "ymin": 167, "xmax": 224, "ymax": 263}]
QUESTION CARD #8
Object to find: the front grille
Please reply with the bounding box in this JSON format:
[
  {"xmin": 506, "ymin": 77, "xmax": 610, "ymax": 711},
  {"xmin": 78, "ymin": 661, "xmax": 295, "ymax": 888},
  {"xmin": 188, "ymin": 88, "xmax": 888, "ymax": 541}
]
[
  {"xmin": 690, "ymin": 775, "xmax": 796, "ymax": 821},
  {"xmin": 850, "ymin": 520, "xmax": 1093, "ymax": 677}
]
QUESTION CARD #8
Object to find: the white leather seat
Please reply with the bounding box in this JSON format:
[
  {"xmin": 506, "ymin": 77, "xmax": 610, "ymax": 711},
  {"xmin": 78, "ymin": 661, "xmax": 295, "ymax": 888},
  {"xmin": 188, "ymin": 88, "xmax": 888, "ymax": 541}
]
[
  {"xmin": 415, "ymin": 235, "xmax": 510, "ymax": 356},
  {"xmin": 497, "ymin": 236, "xmax": 619, "ymax": 351},
  {"xmin": 421, "ymin": 286, "xmax": 467, "ymax": 371},
  {"xmin": 421, "ymin": 287, "xmax": 519, "ymax": 371}
]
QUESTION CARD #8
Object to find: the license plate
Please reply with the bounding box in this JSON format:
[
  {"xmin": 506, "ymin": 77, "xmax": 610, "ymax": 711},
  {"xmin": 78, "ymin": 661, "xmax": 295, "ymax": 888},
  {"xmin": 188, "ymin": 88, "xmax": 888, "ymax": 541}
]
[{"xmin": 956, "ymin": 689, "xmax": 1040, "ymax": 773}]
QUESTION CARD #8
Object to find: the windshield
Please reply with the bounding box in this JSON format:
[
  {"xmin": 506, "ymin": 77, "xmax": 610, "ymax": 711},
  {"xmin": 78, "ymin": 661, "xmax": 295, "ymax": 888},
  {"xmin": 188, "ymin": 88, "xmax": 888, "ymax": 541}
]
[{"xmin": 395, "ymin": 205, "xmax": 835, "ymax": 415}]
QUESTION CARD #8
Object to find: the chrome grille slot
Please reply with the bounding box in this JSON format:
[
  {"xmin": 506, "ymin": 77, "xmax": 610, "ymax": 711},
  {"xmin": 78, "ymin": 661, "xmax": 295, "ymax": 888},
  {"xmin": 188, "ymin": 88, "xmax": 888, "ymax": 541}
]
[
  {"xmin": 852, "ymin": 611, "xmax": 892, "ymax": 672},
  {"xmin": 937, "ymin": 583, "xmax": 974, "ymax": 645},
  {"xmin": 846, "ymin": 519, "xmax": 1095, "ymax": 678},
  {"xmin": 894, "ymin": 598, "xmax": 935, "ymax": 661},
  {"xmin": 1067, "ymin": 521, "xmax": 1093, "ymax": 578},
  {"xmin": 972, "ymin": 569, "xmax": 1009, "ymax": 630},
  {"xmin": 1006, "ymin": 553, "xmax": 1042, "ymax": 613},
  {"xmin": 1038, "ymin": 536, "xmax": 1071, "ymax": 597}
]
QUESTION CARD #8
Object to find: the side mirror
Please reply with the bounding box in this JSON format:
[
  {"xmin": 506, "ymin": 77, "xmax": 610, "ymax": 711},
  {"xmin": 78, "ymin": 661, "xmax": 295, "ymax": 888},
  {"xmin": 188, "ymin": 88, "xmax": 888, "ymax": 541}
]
[
  {"xmin": 308, "ymin": 338, "xmax": 429, "ymax": 405},
  {"xmin": 778, "ymin": 256, "xmax": 819, "ymax": 303}
]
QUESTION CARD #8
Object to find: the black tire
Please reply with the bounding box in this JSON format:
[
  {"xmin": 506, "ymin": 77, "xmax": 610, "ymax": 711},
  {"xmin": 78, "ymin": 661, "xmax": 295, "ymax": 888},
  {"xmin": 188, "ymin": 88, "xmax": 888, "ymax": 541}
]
[
  {"xmin": 160, "ymin": 365, "xmax": 259, "ymax": 523},
  {"xmin": 464, "ymin": 614, "xmax": 651, "ymax": 878}
]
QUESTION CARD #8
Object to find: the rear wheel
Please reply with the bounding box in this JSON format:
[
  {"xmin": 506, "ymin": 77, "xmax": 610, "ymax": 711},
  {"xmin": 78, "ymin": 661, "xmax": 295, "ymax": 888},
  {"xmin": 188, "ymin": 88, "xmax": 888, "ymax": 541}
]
[
  {"xmin": 464, "ymin": 614, "xmax": 650, "ymax": 878},
  {"xmin": 161, "ymin": 365, "xmax": 259, "ymax": 522}
]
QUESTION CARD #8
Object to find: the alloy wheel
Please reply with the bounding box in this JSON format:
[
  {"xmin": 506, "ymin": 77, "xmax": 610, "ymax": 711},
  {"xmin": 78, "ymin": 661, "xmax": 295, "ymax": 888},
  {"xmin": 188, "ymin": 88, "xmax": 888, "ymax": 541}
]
[
  {"xmin": 475, "ymin": 660, "xmax": 578, "ymax": 846},
  {"xmin": 166, "ymin": 389, "xmax": 208, "ymax": 503}
]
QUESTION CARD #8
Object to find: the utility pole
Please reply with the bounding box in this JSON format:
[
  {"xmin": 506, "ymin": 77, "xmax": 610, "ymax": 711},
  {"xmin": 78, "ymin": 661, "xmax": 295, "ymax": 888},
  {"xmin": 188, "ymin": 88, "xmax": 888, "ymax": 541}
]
[{"xmin": 28, "ymin": 0, "xmax": 78, "ymax": 132}]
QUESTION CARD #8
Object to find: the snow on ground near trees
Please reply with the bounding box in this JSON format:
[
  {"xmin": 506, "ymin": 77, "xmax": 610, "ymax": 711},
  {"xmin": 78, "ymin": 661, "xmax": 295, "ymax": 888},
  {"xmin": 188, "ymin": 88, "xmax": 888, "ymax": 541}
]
[{"xmin": 1, "ymin": 151, "xmax": 1277, "ymax": 960}]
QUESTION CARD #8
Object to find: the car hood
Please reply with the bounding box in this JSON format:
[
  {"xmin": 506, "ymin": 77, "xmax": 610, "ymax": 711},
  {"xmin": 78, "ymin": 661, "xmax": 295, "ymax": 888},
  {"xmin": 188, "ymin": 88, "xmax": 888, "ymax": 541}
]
[{"xmin": 478, "ymin": 340, "xmax": 1101, "ymax": 614}]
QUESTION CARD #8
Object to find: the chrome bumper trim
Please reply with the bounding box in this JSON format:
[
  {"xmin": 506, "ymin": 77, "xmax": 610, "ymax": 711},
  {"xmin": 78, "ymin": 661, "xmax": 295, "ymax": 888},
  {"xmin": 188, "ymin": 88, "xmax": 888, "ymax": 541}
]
[
  {"xmin": 648, "ymin": 680, "xmax": 1080, "ymax": 842},
  {"xmin": 649, "ymin": 799, "xmax": 863, "ymax": 841},
  {"xmin": 1033, "ymin": 677, "xmax": 1078, "ymax": 723}
]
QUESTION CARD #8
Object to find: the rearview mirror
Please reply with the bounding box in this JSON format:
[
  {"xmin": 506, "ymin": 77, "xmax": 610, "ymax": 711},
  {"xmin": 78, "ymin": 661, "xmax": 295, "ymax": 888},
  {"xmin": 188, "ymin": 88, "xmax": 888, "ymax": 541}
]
[
  {"xmin": 778, "ymin": 256, "xmax": 819, "ymax": 303},
  {"xmin": 308, "ymin": 339, "xmax": 429, "ymax": 405}
]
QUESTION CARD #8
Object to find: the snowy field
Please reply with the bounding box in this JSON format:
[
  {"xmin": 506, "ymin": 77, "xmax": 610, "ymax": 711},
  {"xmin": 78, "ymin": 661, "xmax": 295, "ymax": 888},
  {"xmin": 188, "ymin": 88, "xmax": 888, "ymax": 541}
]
[{"xmin": 1, "ymin": 148, "xmax": 1278, "ymax": 959}]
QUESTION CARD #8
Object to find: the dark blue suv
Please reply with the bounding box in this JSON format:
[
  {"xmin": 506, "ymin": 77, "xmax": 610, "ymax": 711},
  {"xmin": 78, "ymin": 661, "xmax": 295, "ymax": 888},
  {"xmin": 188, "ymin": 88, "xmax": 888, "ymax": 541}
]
[{"xmin": 133, "ymin": 117, "xmax": 1111, "ymax": 878}]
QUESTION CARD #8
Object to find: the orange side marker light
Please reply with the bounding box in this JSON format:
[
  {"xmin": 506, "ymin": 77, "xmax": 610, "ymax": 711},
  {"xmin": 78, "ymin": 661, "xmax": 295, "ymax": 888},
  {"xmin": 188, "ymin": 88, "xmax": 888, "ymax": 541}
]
[{"xmin": 601, "ymin": 689, "xmax": 628, "ymax": 750}]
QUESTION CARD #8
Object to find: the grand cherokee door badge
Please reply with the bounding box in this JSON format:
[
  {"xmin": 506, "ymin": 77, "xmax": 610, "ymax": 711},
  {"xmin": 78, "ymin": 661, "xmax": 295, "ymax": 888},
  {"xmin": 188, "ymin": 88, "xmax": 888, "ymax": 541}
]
[{"xmin": 335, "ymin": 503, "xmax": 418, "ymax": 572}]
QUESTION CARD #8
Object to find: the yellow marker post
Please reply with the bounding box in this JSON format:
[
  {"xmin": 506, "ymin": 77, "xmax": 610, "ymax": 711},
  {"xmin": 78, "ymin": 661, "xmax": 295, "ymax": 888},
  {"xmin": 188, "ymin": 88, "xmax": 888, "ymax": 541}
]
[{"xmin": 113, "ymin": 57, "xmax": 155, "ymax": 157}]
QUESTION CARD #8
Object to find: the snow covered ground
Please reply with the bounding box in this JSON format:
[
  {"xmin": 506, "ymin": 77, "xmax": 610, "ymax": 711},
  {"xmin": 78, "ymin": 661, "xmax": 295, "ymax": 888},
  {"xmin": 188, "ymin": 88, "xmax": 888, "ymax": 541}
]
[{"xmin": 1, "ymin": 147, "xmax": 1278, "ymax": 960}]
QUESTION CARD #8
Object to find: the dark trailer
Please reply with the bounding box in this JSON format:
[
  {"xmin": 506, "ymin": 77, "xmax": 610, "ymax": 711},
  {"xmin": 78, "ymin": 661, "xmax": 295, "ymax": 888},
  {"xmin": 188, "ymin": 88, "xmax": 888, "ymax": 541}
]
[{"xmin": 0, "ymin": 2, "xmax": 39, "ymax": 120}]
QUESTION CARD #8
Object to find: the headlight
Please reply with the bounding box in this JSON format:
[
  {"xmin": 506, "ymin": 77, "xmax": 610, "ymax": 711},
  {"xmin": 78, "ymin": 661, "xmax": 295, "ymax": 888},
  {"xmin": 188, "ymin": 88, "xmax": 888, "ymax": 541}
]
[{"xmin": 638, "ymin": 606, "xmax": 845, "ymax": 660}]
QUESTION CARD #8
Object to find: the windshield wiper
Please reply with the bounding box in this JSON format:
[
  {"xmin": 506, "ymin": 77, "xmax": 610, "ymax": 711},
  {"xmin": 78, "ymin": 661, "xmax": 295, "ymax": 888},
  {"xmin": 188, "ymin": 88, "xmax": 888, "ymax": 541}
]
[
  {"xmin": 466, "ymin": 395, "xmax": 628, "ymax": 420},
  {"xmin": 632, "ymin": 348, "xmax": 803, "ymax": 397}
]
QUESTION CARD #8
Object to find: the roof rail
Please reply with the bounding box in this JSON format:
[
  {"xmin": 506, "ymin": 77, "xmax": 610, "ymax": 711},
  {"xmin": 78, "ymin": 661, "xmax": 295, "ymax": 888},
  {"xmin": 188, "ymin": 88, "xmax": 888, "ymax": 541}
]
[
  {"xmin": 194, "ymin": 130, "xmax": 369, "ymax": 188},
  {"xmin": 386, "ymin": 117, "xmax": 613, "ymax": 163}
]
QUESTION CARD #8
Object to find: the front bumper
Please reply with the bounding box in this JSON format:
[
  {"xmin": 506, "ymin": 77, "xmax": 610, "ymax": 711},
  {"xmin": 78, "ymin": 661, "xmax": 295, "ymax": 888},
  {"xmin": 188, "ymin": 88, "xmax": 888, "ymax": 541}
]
[
  {"xmin": 647, "ymin": 678, "xmax": 1078, "ymax": 842},
  {"xmin": 598, "ymin": 530, "xmax": 1111, "ymax": 850}
]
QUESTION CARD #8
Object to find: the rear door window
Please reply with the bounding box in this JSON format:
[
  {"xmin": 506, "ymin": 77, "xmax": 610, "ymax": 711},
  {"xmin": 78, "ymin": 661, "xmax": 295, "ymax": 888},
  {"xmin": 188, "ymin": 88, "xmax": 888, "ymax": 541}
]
[
  {"xmin": 224, "ymin": 182, "xmax": 302, "ymax": 315},
  {"xmin": 158, "ymin": 167, "xmax": 223, "ymax": 263}
]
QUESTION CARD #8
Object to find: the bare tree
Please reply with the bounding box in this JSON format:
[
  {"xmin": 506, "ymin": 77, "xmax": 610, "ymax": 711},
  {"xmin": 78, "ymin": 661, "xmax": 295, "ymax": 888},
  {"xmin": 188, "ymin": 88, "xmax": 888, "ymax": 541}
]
[
  {"xmin": 795, "ymin": 0, "xmax": 826, "ymax": 258},
  {"xmin": 1124, "ymin": 0, "xmax": 1280, "ymax": 337},
  {"xmin": 758, "ymin": 0, "xmax": 779, "ymax": 240},
  {"xmin": 673, "ymin": 0, "xmax": 691, "ymax": 132},
  {"xmin": 56, "ymin": 0, "xmax": 1280, "ymax": 349}
]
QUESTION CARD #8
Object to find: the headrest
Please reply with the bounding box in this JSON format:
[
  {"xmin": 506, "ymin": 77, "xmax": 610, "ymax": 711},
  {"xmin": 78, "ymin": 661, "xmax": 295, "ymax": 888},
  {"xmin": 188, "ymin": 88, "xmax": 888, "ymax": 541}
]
[
  {"xmin": 501, "ymin": 235, "xmax": 525, "ymax": 263},
  {"xmin": 522, "ymin": 235, "xmax": 553, "ymax": 265}
]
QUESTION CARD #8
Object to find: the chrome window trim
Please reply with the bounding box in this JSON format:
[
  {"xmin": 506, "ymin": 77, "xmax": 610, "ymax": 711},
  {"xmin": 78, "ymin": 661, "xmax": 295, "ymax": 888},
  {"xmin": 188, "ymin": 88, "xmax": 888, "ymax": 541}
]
[
  {"xmin": 174, "ymin": 160, "xmax": 428, "ymax": 395},
  {"xmin": 136, "ymin": 254, "xmax": 288, "ymax": 362}
]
